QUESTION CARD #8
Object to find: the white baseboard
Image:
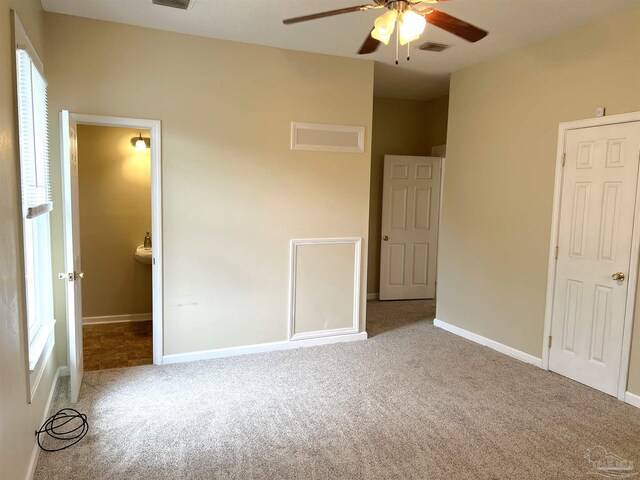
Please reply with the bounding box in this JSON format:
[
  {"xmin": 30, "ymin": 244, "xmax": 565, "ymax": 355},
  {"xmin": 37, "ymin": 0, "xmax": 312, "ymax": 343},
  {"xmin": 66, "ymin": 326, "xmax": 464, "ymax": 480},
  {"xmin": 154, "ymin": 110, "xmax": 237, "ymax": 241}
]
[
  {"xmin": 290, "ymin": 326, "xmax": 358, "ymax": 341},
  {"xmin": 163, "ymin": 331, "xmax": 368, "ymax": 365},
  {"xmin": 625, "ymin": 391, "xmax": 640, "ymax": 409},
  {"xmin": 26, "ymin": 365, "xmax": 63, "ymax": 480},
  {"xmin": 367, "ymin": 293, "xmax": 379, "ymax": 300},
  {"xmin": 59, "ymin": 366, "xmax": 69, "ymax": 376},
  {"xmin": 83, "ymin": 313, "xmax": 152, "ymax": 325},
  {"xmin": 433, "ymin": 318, "xmax": 542, "ymax": 368}
]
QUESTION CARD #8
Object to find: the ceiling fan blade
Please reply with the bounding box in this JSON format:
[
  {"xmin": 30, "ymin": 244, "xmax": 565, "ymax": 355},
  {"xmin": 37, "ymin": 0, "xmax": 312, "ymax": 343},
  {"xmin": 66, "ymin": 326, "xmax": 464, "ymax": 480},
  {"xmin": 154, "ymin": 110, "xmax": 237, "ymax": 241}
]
[
  {"xmin": 424, "ymin": 10, "xmax": 488, "ymax": 42},
  {"xmin": 358, "ymin": 28, "xmax": 381, "ymax": 54},
  {"xmin": 283, "ymin": 5, "xmax": 380, "ymax": 25}
]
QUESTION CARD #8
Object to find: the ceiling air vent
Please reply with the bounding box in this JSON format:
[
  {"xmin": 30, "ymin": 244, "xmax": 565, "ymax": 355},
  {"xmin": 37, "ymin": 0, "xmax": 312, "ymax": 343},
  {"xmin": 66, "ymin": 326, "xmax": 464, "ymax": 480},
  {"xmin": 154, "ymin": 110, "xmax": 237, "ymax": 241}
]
[
  {"xmin": 418, "ymin": 42, "xmax": 450, "ymax": 53},
  {"xmin": 152, "ymin": 0, "xmax": 191, "ymax": 10}
]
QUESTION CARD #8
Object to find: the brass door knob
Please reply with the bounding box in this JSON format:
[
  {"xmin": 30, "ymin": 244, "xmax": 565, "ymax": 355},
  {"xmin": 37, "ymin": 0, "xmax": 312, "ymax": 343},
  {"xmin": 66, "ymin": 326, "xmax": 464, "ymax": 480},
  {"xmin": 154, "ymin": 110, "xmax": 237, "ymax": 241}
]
[
  {"xmin": 383, "ymin": 235, "xmax": 389, "ymax": 241},
  {"xmin": 612, "ymin": 272, "xmax": 625, "ymax": 281}
]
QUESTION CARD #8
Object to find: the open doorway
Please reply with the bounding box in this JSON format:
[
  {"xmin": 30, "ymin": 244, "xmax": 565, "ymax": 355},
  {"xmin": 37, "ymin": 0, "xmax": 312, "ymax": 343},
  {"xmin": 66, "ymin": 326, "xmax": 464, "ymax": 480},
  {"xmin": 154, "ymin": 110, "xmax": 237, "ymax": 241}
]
[
  {"xmin": 60, "ymin": 113, "xmax": 162, "ymax": 402},
  {"xmin": 366, "ymin": 154, "xmax": 444, "ymax": 338},
  {"xmin": 78, "ymin": 124, "xmax": 153, "ymax": 370}
]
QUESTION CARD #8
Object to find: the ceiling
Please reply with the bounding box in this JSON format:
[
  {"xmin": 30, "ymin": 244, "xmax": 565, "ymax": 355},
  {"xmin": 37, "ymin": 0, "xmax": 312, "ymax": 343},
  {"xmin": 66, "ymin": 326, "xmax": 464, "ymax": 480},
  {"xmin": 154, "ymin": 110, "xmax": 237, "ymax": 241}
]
[{"xmin": 41, "ymin": 0, "xmax": 640, "ymax": 100}]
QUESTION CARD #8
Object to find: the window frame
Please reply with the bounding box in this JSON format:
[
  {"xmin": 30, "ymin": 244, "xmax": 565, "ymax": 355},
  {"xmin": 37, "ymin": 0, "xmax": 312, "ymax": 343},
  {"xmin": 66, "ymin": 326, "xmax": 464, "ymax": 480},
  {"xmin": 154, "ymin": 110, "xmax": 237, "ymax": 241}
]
[{"xmin": 13, "ymin": 12, "xmax": 56, "ymax": 401}]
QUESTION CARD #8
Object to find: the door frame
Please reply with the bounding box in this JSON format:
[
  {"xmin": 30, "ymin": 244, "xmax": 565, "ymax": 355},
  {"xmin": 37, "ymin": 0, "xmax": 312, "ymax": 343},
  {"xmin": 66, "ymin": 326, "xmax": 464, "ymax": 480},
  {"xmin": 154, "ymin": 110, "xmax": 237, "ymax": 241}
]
[
  {"xmin": 435, "ymin": 157, "xmax": 445, "ymax": 299},
  {"xmin": 542, "ymin": 111, "xmax": 640, "ymax": 401},
  {"xmin": 64, "ymin": 113, "xmax": 164, "ymax": 365}
]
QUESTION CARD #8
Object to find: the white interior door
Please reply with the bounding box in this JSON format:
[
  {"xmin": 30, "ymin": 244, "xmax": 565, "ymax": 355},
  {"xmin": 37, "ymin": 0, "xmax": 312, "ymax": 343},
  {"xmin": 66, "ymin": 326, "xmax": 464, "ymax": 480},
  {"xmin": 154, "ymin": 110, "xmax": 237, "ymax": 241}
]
[
  {"xmin": 60, "ymin": 110, "xmax": 84, "ymax": 403},
  {"xmin": 379, "ymin": 155, "xmax": 441, "ymax": 300},
  {"xmin": 550, "ymin": 121, "xmax": 640, "ymax": 396}
]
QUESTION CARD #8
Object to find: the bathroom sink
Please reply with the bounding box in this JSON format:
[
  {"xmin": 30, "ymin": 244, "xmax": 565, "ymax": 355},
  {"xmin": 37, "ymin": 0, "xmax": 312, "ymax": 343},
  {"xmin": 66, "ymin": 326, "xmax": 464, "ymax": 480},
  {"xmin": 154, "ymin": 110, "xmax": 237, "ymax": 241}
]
[{"xmin": 134, "ymin": 245, "xmax": 152, "ymax": 265}]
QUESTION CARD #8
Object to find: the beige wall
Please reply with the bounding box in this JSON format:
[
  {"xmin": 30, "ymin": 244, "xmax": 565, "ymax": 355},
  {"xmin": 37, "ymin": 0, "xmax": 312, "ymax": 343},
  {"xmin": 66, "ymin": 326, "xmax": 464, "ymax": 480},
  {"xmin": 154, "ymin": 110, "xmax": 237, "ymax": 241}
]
[
  {"xmin": 77, "ymin": 125, "xmax": 152, "ymax": 318},
  {"xmin": 0, "ymin": 1, "xmax": 60, "ymax": 478},
  {"xmin": 438, "ymin": 7, "xmax": 640, "ymax": 393},
  {"xmin": 45, "ymin": 13, "xmax": 374, "ymax": 357},
  {"xmin": 368, "ymin": 96, "xmax": 448, "ymax": 294}
]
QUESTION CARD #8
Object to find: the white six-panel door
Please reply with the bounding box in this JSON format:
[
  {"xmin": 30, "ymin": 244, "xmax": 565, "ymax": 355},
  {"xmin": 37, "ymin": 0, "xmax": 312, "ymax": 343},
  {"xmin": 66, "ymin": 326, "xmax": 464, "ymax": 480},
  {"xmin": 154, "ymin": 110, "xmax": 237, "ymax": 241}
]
[
  {"xmin": 379, "ymin": 156, "xmax": 441, "ymax": 300},
  {"xmin": 61, "ymin": 111, "xmax": 84, "ymax": 403},
  {"xmin": 550, "ymin": 121, "xmax": 640, "ymax": 395}
]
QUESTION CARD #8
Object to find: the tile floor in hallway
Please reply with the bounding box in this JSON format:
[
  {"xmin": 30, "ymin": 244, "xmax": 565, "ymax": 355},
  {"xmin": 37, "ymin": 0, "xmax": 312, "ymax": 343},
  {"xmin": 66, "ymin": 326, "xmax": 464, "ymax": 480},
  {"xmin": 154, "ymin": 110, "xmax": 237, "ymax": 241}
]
[{"xmin": 83, "ymin": 320, "xmax": 153, "ymax": 370}]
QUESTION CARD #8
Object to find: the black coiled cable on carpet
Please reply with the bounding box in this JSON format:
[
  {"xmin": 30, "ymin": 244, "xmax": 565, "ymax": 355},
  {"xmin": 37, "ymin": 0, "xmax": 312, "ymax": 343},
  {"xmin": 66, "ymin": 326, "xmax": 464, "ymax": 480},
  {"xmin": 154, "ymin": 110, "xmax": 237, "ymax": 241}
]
[{"xmin": 35, "ymin": 408, "xmax": 89, "ymax": 452}]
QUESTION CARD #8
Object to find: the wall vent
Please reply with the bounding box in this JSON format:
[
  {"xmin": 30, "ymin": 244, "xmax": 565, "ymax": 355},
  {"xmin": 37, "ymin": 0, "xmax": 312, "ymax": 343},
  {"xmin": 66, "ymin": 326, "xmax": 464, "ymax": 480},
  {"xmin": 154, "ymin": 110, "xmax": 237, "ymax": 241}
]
[
  {"xmin": 291, "ymin": 122, "xmax": 365, "ymax": 153},
  {"xmin": 152, "ymin": 0, "xmax": 191, "ymax": 10},
  {"xmin": 418, "ymin": 42, "xmax": 450, "ymax": 52}
]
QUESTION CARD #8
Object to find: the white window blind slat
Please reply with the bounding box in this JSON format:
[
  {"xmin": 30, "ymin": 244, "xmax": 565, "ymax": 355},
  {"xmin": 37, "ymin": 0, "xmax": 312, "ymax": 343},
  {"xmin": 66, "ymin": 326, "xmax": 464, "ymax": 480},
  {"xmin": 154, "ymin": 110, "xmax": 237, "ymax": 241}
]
[
  {"xmin": 16, "ymin": 50, "xmax": 36, "ymax": 206},
  {"xmin": 33, "ymin": 65, "xmax": 49, "ymax": 196},
  {"xmin": 16, "ymin": 48, "xmax": 51, "ymax": 215}
]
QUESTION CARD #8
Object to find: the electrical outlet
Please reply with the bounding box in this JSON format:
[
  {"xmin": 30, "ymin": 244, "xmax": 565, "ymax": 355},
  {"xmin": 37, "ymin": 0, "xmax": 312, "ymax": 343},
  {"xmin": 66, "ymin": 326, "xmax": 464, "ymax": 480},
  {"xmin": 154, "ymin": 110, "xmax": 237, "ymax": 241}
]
[{"xmin": 595, "ymin": 107, "xmax": 605, "ymax": 117}]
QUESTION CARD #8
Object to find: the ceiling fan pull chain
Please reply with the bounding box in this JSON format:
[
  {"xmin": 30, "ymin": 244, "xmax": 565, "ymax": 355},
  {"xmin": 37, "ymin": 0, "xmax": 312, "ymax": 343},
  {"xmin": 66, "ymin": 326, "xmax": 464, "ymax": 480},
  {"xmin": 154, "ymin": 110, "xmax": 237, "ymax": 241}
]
[
  {"xmin": 407, "ymin": 41, "xmax": 410, "ymax": 61},
  {"xmin": 395, "ymin": 25, "xmax": 399, "ymax": 65}
]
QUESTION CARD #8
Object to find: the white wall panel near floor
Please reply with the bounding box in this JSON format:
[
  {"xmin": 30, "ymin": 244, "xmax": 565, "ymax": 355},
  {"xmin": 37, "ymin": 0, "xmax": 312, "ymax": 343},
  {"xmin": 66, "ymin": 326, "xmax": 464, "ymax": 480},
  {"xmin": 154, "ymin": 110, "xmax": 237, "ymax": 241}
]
[{"xmin": 289, "ymin": 238, "xmax": 361, "ymax": 340}]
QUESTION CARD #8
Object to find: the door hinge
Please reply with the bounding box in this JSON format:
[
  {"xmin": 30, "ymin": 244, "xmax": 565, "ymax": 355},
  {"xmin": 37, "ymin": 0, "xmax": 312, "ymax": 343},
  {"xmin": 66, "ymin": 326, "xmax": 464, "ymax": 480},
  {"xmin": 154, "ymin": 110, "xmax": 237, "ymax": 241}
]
[
  {"xmin": 561, "ymin": 153, "xmax": 566, "ymax": 166},
  {"xmin": 555, "ymin": 246, "xmax": 559, "ymax": 259},
  {"xmin": 548, "ymin": 336, "xmax": 553, "ymax": 348}
]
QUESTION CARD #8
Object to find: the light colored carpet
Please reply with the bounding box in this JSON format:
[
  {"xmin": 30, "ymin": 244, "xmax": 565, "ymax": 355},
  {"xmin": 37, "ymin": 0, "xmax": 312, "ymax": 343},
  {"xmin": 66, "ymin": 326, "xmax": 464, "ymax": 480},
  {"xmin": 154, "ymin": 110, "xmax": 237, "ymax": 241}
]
[{"xmin": 34, "ymin": 300, "xmax": 640, "ymax": 479}]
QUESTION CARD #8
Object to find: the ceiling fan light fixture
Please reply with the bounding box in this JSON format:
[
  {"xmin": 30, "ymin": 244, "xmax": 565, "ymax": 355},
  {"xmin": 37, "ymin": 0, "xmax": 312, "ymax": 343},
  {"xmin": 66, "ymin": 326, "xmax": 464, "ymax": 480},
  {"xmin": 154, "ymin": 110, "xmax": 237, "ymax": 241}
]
[
  {"xmin": 282, "ymin": 1, "xmax": 488, "ymax": 57},
  {"xmin": 371, "ymin": 9, "xmax": 397, "ymax": 45},
  {"xmin": 398, "ymin": 9, "xmax": 427, "ymax": 45}
]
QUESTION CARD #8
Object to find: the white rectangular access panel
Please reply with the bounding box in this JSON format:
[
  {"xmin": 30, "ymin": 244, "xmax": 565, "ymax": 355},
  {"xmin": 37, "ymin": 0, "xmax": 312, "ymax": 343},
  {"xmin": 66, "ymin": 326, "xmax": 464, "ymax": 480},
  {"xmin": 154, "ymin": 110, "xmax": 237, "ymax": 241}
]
[
  {"xmin": 290, "ymin": 122, "xmax": 365, "ymax": 153},
  {"xmin": 289, "ymin": 238, "xmax": 361, "ymax": 340}
]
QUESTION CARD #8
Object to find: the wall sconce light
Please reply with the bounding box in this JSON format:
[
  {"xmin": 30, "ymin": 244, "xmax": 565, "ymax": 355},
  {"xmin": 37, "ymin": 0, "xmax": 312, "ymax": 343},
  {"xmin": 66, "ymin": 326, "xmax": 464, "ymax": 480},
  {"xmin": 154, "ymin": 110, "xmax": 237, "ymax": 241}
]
[{"xmin": 131, "ymin": 132, "xmax": 150, "ymax": 151}]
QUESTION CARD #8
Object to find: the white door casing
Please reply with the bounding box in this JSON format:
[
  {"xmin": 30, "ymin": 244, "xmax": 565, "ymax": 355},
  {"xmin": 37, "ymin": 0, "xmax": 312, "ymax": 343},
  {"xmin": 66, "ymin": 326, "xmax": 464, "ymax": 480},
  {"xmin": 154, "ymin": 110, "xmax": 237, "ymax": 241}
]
[
  {"xmin": 69, "ymin": 113, "xmax": 163, "ymax": 365},
  {"xmin": 548, "ymin": 120, "xmax": 640, "ymax": 397},
  {"xmin": 379, "ymin": 155, "xmax": 441, "ymax": 300},
  {"xmin": 60, "ymin": 110, "xmax": 84, "ymax": 403}
]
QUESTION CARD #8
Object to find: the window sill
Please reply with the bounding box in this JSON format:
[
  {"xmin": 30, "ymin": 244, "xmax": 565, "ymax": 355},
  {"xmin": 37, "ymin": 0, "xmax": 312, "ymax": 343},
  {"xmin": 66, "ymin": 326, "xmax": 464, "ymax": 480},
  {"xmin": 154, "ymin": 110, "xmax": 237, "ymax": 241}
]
[{"xmin": 29, "ymin": 319, "xmax": 55, "ymax": 371}]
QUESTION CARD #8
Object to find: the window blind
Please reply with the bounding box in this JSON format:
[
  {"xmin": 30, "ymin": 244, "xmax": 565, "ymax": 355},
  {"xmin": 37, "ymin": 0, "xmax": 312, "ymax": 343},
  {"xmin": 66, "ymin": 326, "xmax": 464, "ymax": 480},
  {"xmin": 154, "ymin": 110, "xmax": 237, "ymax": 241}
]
[
  {"xmin": 15, "ymin": 40, "xmax": 55, "ymax": 373},
  {"xmin": 16, "ymin": 48, "xmax": 51, "ymax": 218}
]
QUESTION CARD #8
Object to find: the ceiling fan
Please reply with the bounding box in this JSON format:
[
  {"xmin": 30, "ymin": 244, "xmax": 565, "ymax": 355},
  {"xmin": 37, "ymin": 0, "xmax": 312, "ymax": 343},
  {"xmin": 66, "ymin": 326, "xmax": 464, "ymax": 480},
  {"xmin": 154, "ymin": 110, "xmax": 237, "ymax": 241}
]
[{"xmin": 283, "ymin": 1, "xmax": 488, "ymax": 62}]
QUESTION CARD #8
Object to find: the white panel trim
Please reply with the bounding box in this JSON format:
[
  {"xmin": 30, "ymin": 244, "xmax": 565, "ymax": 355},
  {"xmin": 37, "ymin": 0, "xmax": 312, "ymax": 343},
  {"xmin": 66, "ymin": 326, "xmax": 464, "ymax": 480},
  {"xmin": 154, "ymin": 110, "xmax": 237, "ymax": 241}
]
[
  {"xmin": 83, "ymin": 313, "xmax": 152, "ymax": 325},
  {"xmin": 288, "ymin": 237, "xmax": 361, "ymax": 341},
  {"xmin": 434, "ymin": 318, "xmax": 542, "ymax": 368},
  {"xmin": 542, "ymin": 112, "xmax": 640, "ymax": 402},
  {"xmin": 290, "ymin": 122, "xmax": 365, "ymax": 153},
  {"xmin": 367, "ymin": 293, "xmax": 379, "ymax": 300},
  {"xmin": 163, "ymin": 332, "xmax": 368, "ymax": 365},
  {"xmin": 26, "ymin": 366, "xmax": 63, "ymax": 480},
  {"xmin": 624, "ymin": 391, "xmax": 640, "ymax": 409},
  {"xmin": 69, "ymin": 113, "xmax": 164, "ymax": 366}
]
